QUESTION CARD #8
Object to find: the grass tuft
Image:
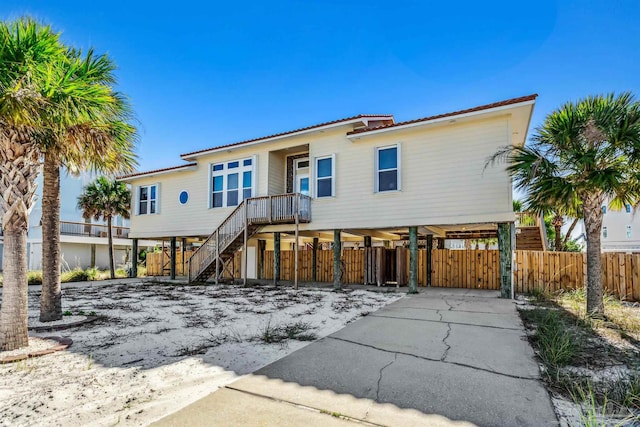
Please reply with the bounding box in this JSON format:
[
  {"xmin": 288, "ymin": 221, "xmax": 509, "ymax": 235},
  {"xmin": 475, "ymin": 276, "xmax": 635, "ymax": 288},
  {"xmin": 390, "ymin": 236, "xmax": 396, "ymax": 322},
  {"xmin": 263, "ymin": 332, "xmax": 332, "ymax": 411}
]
[
  {"xmin": 522, "ymin": 308, "xmax": 577, "ymax": 368},
  {"xmin": 257, "ymin": 319, "xmax": 318, "ymax": 344}
]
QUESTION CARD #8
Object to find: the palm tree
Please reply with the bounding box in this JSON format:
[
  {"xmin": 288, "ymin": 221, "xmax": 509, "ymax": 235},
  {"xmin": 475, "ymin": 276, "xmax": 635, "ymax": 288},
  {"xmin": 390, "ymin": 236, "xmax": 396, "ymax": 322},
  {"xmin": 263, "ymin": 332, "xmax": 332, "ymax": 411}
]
[
  {"xmin": 490, "ymin": 93, "xmax": 640, "ymax": 316},
  {"xmin": 38, "ymin": 49, "xmax": 137, "ymax": 322},
  {"xmin": 77, "ymin": 177, "xmax": 131, "ymax": 279},
  {"xmin": 0, "ymin": 18, "xmax": 63, "ymax": 351}
]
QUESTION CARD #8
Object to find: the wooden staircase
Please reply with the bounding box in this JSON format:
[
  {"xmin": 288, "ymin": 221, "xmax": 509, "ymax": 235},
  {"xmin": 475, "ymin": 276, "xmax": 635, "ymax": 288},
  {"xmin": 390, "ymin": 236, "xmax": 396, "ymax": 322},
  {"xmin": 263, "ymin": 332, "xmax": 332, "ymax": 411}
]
[
  {"xmin": 188, "ymin": 193, "xmax": 311, "ymax": 283},
  {"xmin": 515, "ymin": 212, "xmax": 547, "ymax": 251}
]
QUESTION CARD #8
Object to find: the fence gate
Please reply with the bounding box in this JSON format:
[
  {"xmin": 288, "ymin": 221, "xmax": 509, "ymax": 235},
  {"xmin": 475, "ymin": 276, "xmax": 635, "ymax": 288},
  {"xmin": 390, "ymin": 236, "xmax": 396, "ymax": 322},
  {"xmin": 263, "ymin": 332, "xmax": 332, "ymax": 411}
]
[{"xmin": 364, "ymin": 247, "xmax": 407, "ymax": 286}]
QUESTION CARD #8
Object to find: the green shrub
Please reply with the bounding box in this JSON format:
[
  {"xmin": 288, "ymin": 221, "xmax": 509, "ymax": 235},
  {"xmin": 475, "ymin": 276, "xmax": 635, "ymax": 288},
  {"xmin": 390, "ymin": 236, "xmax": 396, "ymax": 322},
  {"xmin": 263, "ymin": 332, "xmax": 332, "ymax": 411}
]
[
  {"xmin": 27, "ymin": 271, "xmax": 43, "ymax": 285},
  {"xmin": 61, "ymin": 268, "xmax": 90, "ymax": 283},
  {"xmin": 136, "ymin": 265, "xmax": 147, "ymax": 277},
  {"xmin": 85, "ymin": 267, "xmax": 100, "ymax": 281},
  {"xmin": 534, "ymin": 310, "xmax": 576, "ymax": 368}
]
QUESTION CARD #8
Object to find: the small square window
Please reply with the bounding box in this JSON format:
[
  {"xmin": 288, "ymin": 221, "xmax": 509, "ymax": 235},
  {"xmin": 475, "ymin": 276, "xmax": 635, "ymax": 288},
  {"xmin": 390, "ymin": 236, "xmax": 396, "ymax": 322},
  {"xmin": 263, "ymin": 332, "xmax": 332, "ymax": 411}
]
[
  {"xmin": 228, "ymin": 161, "xmax": 239, "ymax": 169},
  {"xmin": 243, "ymin": 159, "xmax": 252, "ymax": 166},
  {"xmin": 213, "ymin": 164, "xmax": 223, "ymax": 171}
]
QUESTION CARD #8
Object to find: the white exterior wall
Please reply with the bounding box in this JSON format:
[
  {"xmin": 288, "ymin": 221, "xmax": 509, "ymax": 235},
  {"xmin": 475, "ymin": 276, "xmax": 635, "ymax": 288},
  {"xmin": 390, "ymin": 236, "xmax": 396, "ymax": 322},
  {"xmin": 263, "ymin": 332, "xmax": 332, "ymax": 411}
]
[
  {"xmin": 592, "ymin": 207, "xmax": 640, "ymax": 252},
  {"xmin": 128, "ymin": 115, "xmax": 517, "ymax": 239},
  {"xmin": 303, "ymin": 116, "xmax": 512, "ymax": 230}
]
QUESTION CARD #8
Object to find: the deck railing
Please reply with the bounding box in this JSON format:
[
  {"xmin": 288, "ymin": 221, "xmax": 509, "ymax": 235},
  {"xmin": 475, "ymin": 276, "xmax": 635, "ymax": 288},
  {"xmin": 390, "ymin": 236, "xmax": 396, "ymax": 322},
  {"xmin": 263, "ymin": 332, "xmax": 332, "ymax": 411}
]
[
  {"xmin": 188, "ymin": 193, "xmax": 311, "ymax": 282},
  {"xmin": 515, "ymin": 212, "xmax": 539, "ymax": 227},
  {"xmin": 59, "ymin": 221, "xmax": 130, "ymax": 239}
]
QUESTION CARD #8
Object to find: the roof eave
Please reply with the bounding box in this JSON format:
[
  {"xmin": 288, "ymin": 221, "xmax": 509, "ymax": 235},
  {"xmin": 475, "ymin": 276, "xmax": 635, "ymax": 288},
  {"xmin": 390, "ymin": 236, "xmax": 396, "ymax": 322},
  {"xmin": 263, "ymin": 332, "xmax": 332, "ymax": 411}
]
[
  {"xmin": 180, "ymin": 116, "xmax": 394, "ymax": 161},
  {"xmin": 117, "ymin": 164, "xmax": 198, "ymax": 182},
  {"xmin": 347, "ymin": 100, "xmax": 536, "ymax": 140}
]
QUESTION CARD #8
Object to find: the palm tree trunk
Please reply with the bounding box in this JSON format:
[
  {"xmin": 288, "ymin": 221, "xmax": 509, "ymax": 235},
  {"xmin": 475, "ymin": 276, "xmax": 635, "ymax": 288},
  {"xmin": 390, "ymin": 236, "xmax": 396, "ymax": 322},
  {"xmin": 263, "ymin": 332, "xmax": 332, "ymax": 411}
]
[
  {"xmin": 40, "ymin": 153, "xmax": 62, "ymax": 321},
  {"xmin": 0, "ymin": 229, "xmax": 29, "ymax": 350},
  {"xmin": 554, "ymin": 224, "xmax": 562, "ymax": 251},
  {"xmin": 0, "ymin": 127, "xmax": 40, "ymax": 350},
  {"xmin": 582, "ymin": 195, "xmax": 605, "ymax": 316},
  {"xmin": 107, "ymin": 216, "xmax": 115, "ymax": 279}
]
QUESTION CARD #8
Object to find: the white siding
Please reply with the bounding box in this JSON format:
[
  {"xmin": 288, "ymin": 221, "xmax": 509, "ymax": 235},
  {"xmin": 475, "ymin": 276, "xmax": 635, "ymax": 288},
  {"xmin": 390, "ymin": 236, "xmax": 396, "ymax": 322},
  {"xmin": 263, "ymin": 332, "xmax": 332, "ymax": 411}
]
[
  {"xmin": 128, "ymin": 116, "xmax": 515, "ymax": 238},
  {"xmin": 303, "ymin": 116, "xmax": 513, "ymax": 230},
  {"xmin": 268, "ymin": 152, "xmax": 285, "ymax": 195}
]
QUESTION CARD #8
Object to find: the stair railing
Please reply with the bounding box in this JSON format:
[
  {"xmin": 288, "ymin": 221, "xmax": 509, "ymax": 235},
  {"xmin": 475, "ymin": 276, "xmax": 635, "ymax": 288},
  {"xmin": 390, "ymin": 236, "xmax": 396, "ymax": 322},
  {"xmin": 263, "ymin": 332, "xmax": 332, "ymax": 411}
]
[{"xmin": 187, "ymin": 193, "xmax": 312, "ymax": 282}]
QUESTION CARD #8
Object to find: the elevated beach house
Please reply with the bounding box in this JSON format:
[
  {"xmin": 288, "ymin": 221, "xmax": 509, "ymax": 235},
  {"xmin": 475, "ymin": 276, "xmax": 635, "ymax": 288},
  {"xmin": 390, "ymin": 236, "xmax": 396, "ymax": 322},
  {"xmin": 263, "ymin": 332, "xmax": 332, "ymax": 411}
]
[{"xmin": 119, "ymin": 95, "xmax": 537, "ymax": 294}]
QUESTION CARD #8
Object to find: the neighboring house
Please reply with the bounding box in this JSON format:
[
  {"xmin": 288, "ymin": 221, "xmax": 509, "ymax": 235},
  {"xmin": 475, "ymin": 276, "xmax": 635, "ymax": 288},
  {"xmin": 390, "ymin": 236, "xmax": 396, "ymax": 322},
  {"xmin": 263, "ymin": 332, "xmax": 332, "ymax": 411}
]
[
  {"xmin": 119, "ymin": 95, "xmax": 537, "ymax": 282},
  {"xmin": 566, "ymin": 201, "xmax": 640, "ymax": 253},
  {"xmin": 15, "ymin": 172, "xmax": 153, "ymax": 271}
]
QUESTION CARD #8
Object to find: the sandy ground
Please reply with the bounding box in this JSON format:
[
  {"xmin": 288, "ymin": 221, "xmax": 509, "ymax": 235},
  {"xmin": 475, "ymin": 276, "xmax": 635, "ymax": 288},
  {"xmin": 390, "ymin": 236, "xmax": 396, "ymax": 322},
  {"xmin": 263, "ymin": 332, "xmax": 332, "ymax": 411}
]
[{"xmin": 0, "ymin": 282, "xmax": 401, "ymax": 427}]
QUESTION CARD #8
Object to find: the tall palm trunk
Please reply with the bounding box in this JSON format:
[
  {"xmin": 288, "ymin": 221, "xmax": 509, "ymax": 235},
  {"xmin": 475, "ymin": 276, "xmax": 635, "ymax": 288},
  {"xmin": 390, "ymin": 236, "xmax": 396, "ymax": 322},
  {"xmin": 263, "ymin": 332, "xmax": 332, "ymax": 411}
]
[
  {"xmin": 582, "ymin": 194, "xmax": 605, "ymax": 316},
  {"xmin": 0, "ymin": 230, "xmax": 29, "ymax": 350},
  {"xmin": 40, "ymin": 153, "xmax": 62, "ymax": 321},
  {"xmin": 552, "ymin": 215, "xmax": 564, "ymax": 251},
  {"xmin": 107, "ymin": 216, "xmax": 115, "ymax": 279},
  {"xmin": 0, "ymin": 128, "xmax": 39, "ymax": 351}
]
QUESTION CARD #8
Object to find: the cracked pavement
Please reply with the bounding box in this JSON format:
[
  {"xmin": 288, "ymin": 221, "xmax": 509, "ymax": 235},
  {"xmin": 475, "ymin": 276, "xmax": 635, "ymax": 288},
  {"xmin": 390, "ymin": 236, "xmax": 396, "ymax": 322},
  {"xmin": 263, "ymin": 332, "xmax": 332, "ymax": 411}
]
[{"xmin": 154, "ymin": 288, "xmax": 558, "ymax": 427}]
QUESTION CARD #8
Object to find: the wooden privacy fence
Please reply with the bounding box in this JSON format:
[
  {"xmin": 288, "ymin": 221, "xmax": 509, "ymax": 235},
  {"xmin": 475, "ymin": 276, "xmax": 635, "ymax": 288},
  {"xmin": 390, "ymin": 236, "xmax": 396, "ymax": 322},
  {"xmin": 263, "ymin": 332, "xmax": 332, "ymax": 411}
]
[
  {"xmin": 262, "ymin": 250, "xmax": 365, "ymax": 283},
  {"xmin": 146, "ymin": 247, "xmax": 640, "ymax": 301},
  {"xmin": 146, "ymin": 251, "xmax": 241, "ymax": 278},
  {"xmin": 259, "ymin": 249, "xmax": 500, "ymax": 289},
  {"xmin": 515, "ymin": 251, "xmax": 640, "ymax": 301}
]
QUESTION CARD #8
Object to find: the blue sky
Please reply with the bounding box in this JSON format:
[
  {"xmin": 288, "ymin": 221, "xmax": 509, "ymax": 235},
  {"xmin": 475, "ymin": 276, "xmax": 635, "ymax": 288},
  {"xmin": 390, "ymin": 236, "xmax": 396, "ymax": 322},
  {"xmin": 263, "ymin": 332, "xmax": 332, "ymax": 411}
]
[{"xmin": 2, "ymin": 1, "xmax": 639, "ymax": 171}]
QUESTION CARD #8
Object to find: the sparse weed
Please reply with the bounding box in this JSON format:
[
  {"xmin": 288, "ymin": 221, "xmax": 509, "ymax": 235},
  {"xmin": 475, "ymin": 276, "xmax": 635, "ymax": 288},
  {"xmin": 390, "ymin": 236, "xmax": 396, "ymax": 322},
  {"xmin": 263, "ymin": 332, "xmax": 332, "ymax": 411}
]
[
  {"xmin": 257, "ymin": 319, "xmax": 317, "ymax": 343},
  {"xmin": 522, "ymin": 308, "xmax": 576, "ymax": 367}
]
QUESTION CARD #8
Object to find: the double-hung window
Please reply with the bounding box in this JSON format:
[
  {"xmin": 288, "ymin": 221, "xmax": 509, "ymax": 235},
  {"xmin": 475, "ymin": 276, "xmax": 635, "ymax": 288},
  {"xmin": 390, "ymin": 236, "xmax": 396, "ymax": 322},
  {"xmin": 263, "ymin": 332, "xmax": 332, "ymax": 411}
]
[
  {"xmin": 315, "ymin": 155, "xmax": 335, "ymax": 198},
  {"xmin": 375, "ymin": 144, "xmax": 400, "ymax": 192},
  {"xmin": 211, "ymin": 157, "xmax": 255, "ymax": 208},
  {"xmin": 138, "ymin": 185, "xmax": 157, "ymax": 215}
]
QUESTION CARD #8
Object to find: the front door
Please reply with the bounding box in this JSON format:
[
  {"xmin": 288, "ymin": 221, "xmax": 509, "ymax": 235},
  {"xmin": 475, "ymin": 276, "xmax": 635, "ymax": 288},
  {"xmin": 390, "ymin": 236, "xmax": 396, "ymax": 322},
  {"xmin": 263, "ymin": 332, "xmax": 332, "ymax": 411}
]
[{"xmin": 294, "ymin": 158, "xmax": 310, "ymax": 196}]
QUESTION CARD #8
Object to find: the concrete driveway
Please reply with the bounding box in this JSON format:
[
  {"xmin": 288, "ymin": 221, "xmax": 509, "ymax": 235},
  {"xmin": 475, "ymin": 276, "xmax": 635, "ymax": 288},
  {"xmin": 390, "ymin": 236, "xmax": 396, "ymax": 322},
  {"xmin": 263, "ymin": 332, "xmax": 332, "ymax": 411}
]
[{"xmin": 153, "ymin": 288, "xmax": 557, "ymax": 427}]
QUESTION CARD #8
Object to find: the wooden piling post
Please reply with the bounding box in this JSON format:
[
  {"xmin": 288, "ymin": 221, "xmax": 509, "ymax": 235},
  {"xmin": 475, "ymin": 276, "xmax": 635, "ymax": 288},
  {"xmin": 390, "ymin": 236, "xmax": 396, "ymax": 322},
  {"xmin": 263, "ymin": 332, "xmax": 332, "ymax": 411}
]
[
  {"xmin": 170, "ymin": 237, "xmax": 177, "ymax": 280},
  {"xmin": 312, "ymin": 237, "xmax": 318, "ymax": 282},
  {"xmin": 131, "ymin": 239, "xmax": 138, "ymax": 278},
  {"xmin": 243, "ymin": 205, "xmax": 248, "ymax": 286},
  {"xmin": 274, "ymin": 232, "xmax": 281, "ymax": 285},
  {"xmin": 426, "ymin": 235, "xmax": 433, "ymax": 287},
  {"xmin": 333, "ymin": 229, "xmax": 342, "ymax": 291},
  {"xmin": 409, "ymin": 227, "xmax": 418, "ymax": 293},
  {"xmin": 498, "ymin": 222, "xmax": 513, "ymax": 298},
  {"xmin": 294, "ymin": 194, "xmax": 299, "ymax": 290},
  {"xmin": 258, "ymin": 240, "xmax": 266, "ymax": 279},
  {"xmin": 181, "ymin": 238, "xmax": 187, "ymax": 276}
]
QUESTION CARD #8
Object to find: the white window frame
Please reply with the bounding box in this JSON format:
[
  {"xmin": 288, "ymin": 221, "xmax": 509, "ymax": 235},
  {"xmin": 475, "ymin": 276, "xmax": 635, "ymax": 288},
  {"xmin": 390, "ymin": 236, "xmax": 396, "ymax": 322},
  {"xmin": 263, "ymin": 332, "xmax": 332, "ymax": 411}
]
[
  {"xmin": 374, "ymin": 143, "xmax": 401, "ymax": 193},
  {"xmin": 137, "ymin": 184, "xmax": 158, "ymax": 215},
  {"xmin": 314, "ymin": 154, "xmax": 335, "ymax": 198},
  {"xmin": 210, "ymin": 156, "xmax": 256, "ymax": 209}
]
